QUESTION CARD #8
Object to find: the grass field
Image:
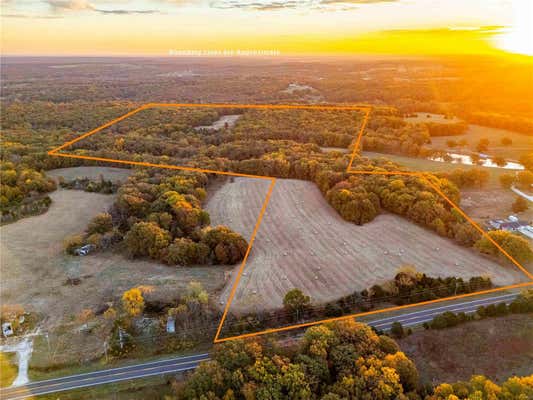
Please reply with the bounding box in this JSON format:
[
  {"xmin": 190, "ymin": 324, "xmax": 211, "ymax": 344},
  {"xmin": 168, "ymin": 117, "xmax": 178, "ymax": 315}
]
[
  {"xmin": 429, "ymin": 124, "xmax": 533, "ymax": 160},
  {"xmin": 46, "ymin": 166, "xmax": 132, "ymax": 183},
  {"xmin": 362, "ymin": 151, "xmax": 508, "ymax": 188},
  {"xmin": 399, "ymin": 314, "xmax": 533, "ymax": 384},
  {"xmin": 209, "ymin": 178, "xmax": 527, "ymax": 314},
  {"xmin": 405, "ymin": 112, "xmax": 460, "ymax": 124},
  {"xmin": 1, "ymin": 167, "xmax": 241, "ymax": 369},
  {"xmin": 0, "ymin": 352, "xmax": 17, "ymax": 387}
]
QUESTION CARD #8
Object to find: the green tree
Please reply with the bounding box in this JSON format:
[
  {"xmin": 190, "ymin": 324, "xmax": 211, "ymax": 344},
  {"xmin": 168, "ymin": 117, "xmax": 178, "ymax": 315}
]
[
  {"xmin": 283, "ymin": 288, "xmax": 311, "ymax": 321},
  {"xmin": 390, "ymin": 322, "xmax": 405, "ymax": 339},
  {"xmin": 475, "ymin": 230, "xmax": 533, "ymax": 263}
]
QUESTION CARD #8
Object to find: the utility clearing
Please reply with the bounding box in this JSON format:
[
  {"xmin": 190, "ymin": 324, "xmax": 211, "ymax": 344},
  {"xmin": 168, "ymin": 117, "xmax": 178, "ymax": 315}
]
[{"xmin": 207, "ymin": 178, "xmax": 527, "ymax": 314}]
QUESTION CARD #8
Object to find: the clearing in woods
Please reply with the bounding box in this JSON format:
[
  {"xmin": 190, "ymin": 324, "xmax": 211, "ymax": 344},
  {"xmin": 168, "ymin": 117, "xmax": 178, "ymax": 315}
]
[{"xmin": 208, "ymin": 178, "xmax": 528, "ymax": 314}]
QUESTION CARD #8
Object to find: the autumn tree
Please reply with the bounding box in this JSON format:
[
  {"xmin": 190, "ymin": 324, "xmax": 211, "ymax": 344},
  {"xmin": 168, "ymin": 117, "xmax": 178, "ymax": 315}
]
[
  {"xmin": 475, "ymin": 230, "xmax": 533, "ymax": 263},
  {"xmin": 476, "ymin": 138, "xmax": 489, "ymax": 153},
  {"xmin": 164, "ymin": 237, "xmax": 210, "ymax": 266},
  {"xmin": 501, "ymin": 137, "xmax": 512, "ymax": 146},
  {"xmin": 499, "ymin": 173, "xmax": 515, "ymax": 189},
  {"xmin": 517, "ymin": 170, "xmax": 533, "ymax": 189},
  {"xmin": 201, "ymin": 226, "xmax": 248, "ymax": 264},
  {"xmin": 512, "ymin": 196, "xmax": 529, "ymax": 213},
  {"xmin": 121, "ymin": 288, "xmax": 145, "ymax": 318},
  {"xmin": 86, "ymin": 212, "xmax": 113, "ymax": 235},
  {"xmin": 519, "ymin": 152, "xmax": 533, "ymax": 172},
  {"xmin": 124, "ymin": 221, "xmax": 171, "ymax": 259},
  {"xmin": 492, "ymin": 156, "xmax": 507, "ymax": 167}
]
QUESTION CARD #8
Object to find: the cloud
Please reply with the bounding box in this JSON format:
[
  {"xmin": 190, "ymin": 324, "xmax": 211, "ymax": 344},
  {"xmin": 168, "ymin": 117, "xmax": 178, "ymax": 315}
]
[
  {"xmin": 47, "ymin": 0, "xmax": 94, "ymax": 11},
  {"xmin": 209, "ymin": 0, "xmax": 398, "ymax": 10},
  {"xmin": 210, "ymin": 0, "xmax": 309, "ymax": 10},
  {"xmin": 1, "ymin": 13, "xmax": 64, "ymax": 19},
  {"xmin": 319, "ymin": 0, "xmax": 397, "ymax": 4},
  {"xmin": 95, "ymin": 8, "xmax": 159, "ymax": 14},
  {"xmin": 46, "ymin": 0, "xmax": 160, "ymax": 14}
]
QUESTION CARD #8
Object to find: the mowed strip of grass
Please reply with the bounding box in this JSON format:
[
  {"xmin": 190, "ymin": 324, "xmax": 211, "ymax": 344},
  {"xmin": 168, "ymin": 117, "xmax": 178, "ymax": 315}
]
[{"xmin": 0, "ymin": 352, "xmax": 18, "ymax": 388}]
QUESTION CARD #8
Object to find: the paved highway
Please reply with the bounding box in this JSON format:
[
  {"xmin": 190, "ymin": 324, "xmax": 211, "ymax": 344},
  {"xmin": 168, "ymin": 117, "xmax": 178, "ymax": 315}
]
[
  {"xmin": 0, "ymin": 292, "xmax": 519, "ymax": 399},
  {"xmin": 0, "ymin": 353, "xmax": 209, "ymax": 400},
  {"xmin": 364, "ymin": 292, "xmax": 518, "ymax": 330}
]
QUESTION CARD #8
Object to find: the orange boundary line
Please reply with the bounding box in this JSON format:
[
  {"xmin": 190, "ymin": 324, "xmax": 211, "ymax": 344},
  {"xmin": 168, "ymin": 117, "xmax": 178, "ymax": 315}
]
[{"xmin": 47, "ymin": 102, "xmax": 533, "ymax": 344}]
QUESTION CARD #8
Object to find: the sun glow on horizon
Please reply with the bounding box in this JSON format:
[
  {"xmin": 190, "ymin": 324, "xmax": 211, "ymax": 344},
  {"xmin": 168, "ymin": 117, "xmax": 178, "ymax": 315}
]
[
  {"xmin": 493, "ymin": 0, "xmax": 533, "ymax": 56},
  {"xmin": 0, "ymin": 0, "xmax": 531, "ymax": 58}
]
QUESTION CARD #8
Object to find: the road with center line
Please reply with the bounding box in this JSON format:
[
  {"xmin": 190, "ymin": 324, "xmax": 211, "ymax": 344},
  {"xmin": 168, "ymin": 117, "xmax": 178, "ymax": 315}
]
[
  {"xmin": 0, "ymin": 353, "xmax": 210, "ymax": 400},
  {"xmin": 0, "ymin": 292, "xmax": 520, "ymax": 399}
]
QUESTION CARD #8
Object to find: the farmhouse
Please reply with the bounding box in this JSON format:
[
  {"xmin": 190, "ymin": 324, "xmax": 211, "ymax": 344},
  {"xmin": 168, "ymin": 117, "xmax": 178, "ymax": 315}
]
[
  {"xmin": 488, "ymin": 215, "xmax": 533, "ymax": 240},
  {"xmin": 488, "ymin": 215, "xmax": 530, "ymax": 231}
]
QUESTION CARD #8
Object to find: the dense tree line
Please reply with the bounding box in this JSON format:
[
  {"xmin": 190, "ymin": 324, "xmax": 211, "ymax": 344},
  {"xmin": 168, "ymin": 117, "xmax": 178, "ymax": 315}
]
[
  {"xmin": 423, "ymin": 121, "xmax": 468, "ymax": 137},
  {"xmin": 0, "ymin": 161, "xmax": 56, "ymax": 223},
  {"xmin": 363, "ymin": 113, "xmax": 431, "ymax": 156},
  {"xmin": 174, "ymin": 318, "xmax": 533, "ymax": 400},
  {"xmin": 58, "ymin": 175, "xmax": 119, "ymax": 194},
  {"xmin": 425, "ymin": 288, "xmax": 533, "ymax": 330},
  {"xmin": 464, "ymin": 111, "xmax": 533, "ymax": 135},
  {"xmin": 178, "ymin": 320, "xmax": 423, "ymax": 399},
  {"xmin": 434, "ymin": 168, "xmax": 489, "ymax": 189},
  {"xmin": 475, "ymin": 230, "xmax": 533, "ymax": 264},
  {"xmin": 107, "ymin": 169, "xmax": 248, "ymax": 266},
  {"xmin": 223, "ymin": 268, "xmax": 492, "ymax": 338}
]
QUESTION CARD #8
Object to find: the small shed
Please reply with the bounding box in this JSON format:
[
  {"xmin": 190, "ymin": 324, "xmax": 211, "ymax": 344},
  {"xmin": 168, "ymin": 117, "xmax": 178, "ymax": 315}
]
[
  {"xmin": 2, "ymin": 322, "xmax": 13, "ymax": 337},
  {"xmin": 166, "ymin": 316, "xmax": 176, "ymax": 333}
]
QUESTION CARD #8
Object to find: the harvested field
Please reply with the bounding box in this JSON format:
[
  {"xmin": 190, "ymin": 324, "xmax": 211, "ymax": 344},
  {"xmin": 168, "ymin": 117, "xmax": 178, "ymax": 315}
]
[
  {"xmin": 399, "ymin": 314, "xmax": 533, "ymax": 383},
  {"xmin": 209, "ymin": 178, "xmax": 527, "ymax": 314},
  {"xmin": 46, "ymin": 166, "xmax": 132, "ymax": 183}
]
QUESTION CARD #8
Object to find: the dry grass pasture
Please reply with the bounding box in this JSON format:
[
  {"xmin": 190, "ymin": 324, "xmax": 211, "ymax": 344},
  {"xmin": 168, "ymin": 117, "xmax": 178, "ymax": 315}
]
[
  {"xmin": 405, "ymin": 113, "xmax": 461, "ymax": 124},
  {"xmin": 399, "ymin": 314, "xmax": 533, "ymax": 384},
  {"xmin": 429, "ymin": 124, "xmax": 533, "ymax": 160},
  {"xmin": 0, "ymin": 184, "xmax": 231, "ymax": 332},
  {"xmin": 209, "ymin": 178, "xmax": 528, "ymax": 314},
  {"xmin": 46, "ymin": 166, "xmax": 132, "ymax": 183}
]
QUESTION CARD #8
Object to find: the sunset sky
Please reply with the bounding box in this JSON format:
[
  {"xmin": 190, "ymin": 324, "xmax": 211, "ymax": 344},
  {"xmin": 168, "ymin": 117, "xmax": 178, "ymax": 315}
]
[{"xmin": 1, "ymin": 0, "xmax": 532, "ymax": 56}]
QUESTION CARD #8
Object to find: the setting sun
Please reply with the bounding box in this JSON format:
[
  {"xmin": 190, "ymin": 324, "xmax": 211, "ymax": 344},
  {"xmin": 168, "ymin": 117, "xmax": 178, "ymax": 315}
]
[{"xmin": 494, "ymin": 0, "xmax": 533, "ymax": 56}]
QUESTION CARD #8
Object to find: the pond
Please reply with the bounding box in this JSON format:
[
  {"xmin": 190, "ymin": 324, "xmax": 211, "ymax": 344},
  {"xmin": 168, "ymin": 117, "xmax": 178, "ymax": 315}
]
[{"xmin": 428, "ymin": 152, "xmax": 524, "ymax": 170}]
